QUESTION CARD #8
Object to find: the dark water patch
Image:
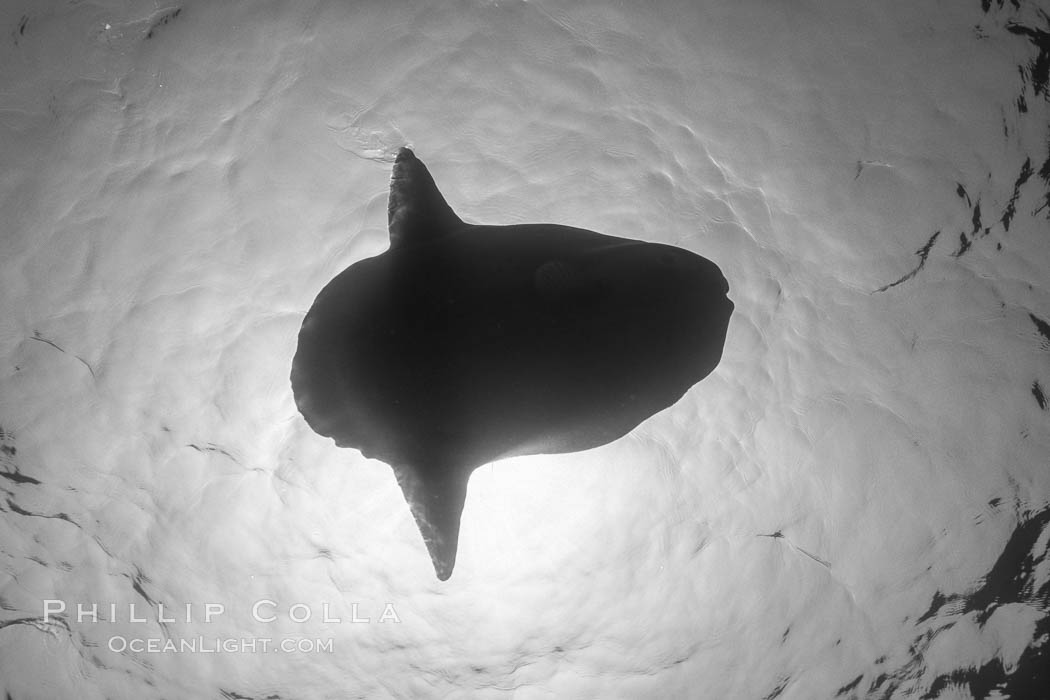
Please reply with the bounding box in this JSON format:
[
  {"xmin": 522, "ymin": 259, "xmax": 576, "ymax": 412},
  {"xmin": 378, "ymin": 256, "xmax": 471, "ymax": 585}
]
[
  {"xmin": 0, "ymin": 428, "xmax": 38, "ymax": 485},
  {"xmin": 1001, "ymin": 157, "xmax": 1033, "ymax": 230},
  {"xmin": 761, "ymin": 677, "xmax": 790, "ymax": 700},
  {"xmin": 927, "ymin": 6, "xmax": 1050, "ymax": 273},
  {"xmin": 964, "ymin": 505, "xmax": 1050, "ymax": 621},
  {"xmin": 127, "ymin": 567, "xmax": 173, "ymax": 637},
  {"xmin": 866, "ymin": 671, "xmax": 890, "ymax": 699},
  {"xmin": 221, "ymin": 691, "xmax": 253, "ymax": 700},
  {"xmin": 220, "ymin": 691, "xmax": 285, "ymax": 700},
  {"xmin": 186, "ymin": 442, "xmax": 238, "ymax": 463},
  {"xmin": 4, "ymin": 498, "xmax": 76, "ymax": 526},
  {"xmin": 1037, "ymin": 143, "xmax": 1050, "ymax": 216},
  {"xmin": 10, "ymin": 615, "xmax": 67, "ymax": 632},
  {"xmin": 1029, "ymin": 312, "xmax": 1050, "ymax": 348},
  {"xmin": 12, "ymin": 14, "xmax": 27, "ymax": 45},
  {"xmin": 874, "ymin": 230, "xmax": 940, "ymax": 292},
  {"xmin": 129, "ymin": 567, "xmax": 157, "ymax": 609},
  {"xmin": 0, "ymin": 616, "xmax": 36, "ymax": 631},
  {"xmin": 0, "ymin": 470, "xmax": 41, "ymax": 485},
  {"xmin": 916, "ymin": 590, "xmax": 951, "ymax": 624},
  {"xmin": 1006, "ymin": 15, "xmax": 1050, "ymax": 98},
  {"xmin": 835, "ymin": 674, "xmax": 863, "ymax": 697},
  {"xmin": 1033, "ymin": 380, "xmax": 1047, "ymax": 409},
  {"xmin": 923, "ymin": 616, "xmax": 1049, "ymax": 699},
  {"xmin": 863, "ymin": 504, "xmax": 1050, "ymax": 698},
  {"xmin": 0, "ymin": 616, "xmax": 69, "ymax": 637},
  {"xmin": 28, "ymin": 331, "xmax": 95, "ymax": 378},
  {"xmin": 1012, "ymin": 62, "xmax": 1029, "ymax": 112},
  {"xmin": 145, "ymin": 7, "xmax": 182, "ymax": 40},
  {"xmin": 981, "ymin": 0, "xmax": 1022, "ymax": 13},
  {"xmin": 971, "ymin": 201, "xmax": 988, "ymax": 240},
  {"xmin": 864, "ymin": 8, "xmax": 1046, "ymax": 297}
]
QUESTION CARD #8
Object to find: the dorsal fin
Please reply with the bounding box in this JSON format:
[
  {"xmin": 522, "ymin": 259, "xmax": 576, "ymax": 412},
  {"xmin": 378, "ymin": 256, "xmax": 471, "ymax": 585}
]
[
  {"xmin": 388, "ymin": 147, "xmax": 464, "ymax": 249},
  {"xmin": 391, "ymin": 463, "xmax": 470, "ymax": 580}
]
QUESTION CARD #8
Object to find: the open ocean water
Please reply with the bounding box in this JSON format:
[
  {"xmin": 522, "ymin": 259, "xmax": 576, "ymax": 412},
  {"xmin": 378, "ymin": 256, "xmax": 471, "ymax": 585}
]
[{"xmin": 1, "ymin": 0, "xmax": 1048, "ymax": 698}]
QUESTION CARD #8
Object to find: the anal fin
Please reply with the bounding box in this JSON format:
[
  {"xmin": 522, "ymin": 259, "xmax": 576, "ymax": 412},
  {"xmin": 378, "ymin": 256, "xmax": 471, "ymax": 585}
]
[{"xmin": 392, "ymin": 464, "xmax": 469, "ymax": 581}]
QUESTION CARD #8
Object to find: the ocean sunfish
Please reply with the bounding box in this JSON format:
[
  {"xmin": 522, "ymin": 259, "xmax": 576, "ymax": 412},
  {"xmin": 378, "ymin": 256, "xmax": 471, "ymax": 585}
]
[{"xmin": 291, "ymin": 147, "xmax": 733, "ymax": 580}]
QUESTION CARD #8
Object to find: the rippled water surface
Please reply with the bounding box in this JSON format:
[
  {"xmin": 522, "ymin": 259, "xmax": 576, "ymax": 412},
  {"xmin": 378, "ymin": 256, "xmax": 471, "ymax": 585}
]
[{"xmin": 1, "ymin": 1, "xmax": 1048, "ymax": 698}]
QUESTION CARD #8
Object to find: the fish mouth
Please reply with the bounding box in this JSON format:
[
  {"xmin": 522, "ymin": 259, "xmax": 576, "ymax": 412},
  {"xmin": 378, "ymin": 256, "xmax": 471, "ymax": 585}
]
[
  {"xmin": 715, "ymin": 283, "xmax": 734, "ymax": 327},
  {"xmin": 719, "ymin": 277, "xmax": 733, "ymax": 310}
]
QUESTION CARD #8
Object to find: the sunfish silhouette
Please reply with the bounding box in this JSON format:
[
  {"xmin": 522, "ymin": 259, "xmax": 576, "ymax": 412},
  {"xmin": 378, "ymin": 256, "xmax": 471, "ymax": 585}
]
[{"xmin": 291, "ymin": 148, "xmax": 733, "ymax": 580}]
